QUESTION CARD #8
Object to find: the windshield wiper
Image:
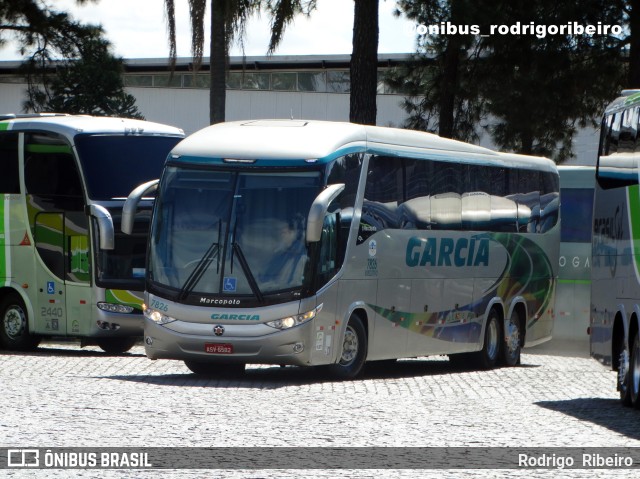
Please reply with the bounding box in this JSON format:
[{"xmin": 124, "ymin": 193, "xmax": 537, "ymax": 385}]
[
  {"xmin": 232, "ymin": 242, "xmax": 265, "ymax": 303},
  {"xmin": 177, "ymin": 241, "xmax": 220, "ymax": 301}
]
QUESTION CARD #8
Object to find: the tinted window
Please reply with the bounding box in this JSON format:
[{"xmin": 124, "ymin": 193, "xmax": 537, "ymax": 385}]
[
  {"xmin": 560, "ymin": 188, "xmax": 593, "ymax": 243},
  {"xmin": 75, "ymin": 135, "xmax": 182, "ymax": 200},
  {"xmin": 362, "ymin": 155, "xmax": 558, "ymax": 233},
  {"xmin": 0, "ymin": 132, "xmax": 19, "ymax": 193}
]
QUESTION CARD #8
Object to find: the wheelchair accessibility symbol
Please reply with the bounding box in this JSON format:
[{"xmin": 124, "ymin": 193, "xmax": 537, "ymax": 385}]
[{"xmin": 223, "ymin": 277, "xmax": 237, "ymax": 292}]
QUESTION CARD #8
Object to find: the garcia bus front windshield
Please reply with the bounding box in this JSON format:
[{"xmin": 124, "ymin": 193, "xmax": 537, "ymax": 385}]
[{"xmin": 148, "ymin": 166, "xmax": 322, "ymax": 304}]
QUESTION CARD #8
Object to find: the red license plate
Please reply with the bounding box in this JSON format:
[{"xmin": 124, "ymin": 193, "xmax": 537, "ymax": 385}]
[{"xmin": 204, "ymin": 343, "xmax": 233, "ymax": 354}]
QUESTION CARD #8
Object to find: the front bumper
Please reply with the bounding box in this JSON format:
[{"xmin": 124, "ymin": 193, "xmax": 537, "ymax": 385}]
[{"xmin": 143, "ymin": 318, "xmax": 315, "ymax": 366}]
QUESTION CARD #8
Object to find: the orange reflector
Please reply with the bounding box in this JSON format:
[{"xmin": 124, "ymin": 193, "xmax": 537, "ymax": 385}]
[
  {"xmin": 22, "ymin": 284, "xmax": 28, "ymax": 289},
  {"xmin": 19, "ymin": 232, "xmax": 31, "ymax": 246},
  {"xmin": 80, "ymin": 300, "xmax": 86, "ymax": 304}
]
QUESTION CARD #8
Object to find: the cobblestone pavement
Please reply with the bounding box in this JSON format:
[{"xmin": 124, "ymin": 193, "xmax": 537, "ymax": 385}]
[{"xmin": 1, "ymin": 340, "xmax": 638, "ymax": 478}]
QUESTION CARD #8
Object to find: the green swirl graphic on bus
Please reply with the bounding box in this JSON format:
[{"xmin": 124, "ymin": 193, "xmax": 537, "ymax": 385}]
[{"xmin": 374, "ymin": 233, "xmax": 555, "ymax": 342}]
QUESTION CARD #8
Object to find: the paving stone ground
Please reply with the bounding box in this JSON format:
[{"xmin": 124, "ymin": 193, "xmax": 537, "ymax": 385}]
[{"xmin": 0, "ymin": 339, "xmax": 638, "ymax": 478}]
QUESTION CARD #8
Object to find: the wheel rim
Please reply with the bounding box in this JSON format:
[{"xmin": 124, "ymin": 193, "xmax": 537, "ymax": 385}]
[
  {"xmin": 633, "ymin": 339, "xmax": 640, "ymax": 397},
  {"xmin": 487, "ymin": 318, "xmax": 499, "ymax": 360},
  {"xmin": 505, "ymin": 317, "xmax": 520, "ymax": 358},
  {"xmin": 3, "ymin": 305, "xmax": 25, "ymax": 340},
  {"xmin": 339, "ymin": 325, "xmax": 359, "ymax": 365}
]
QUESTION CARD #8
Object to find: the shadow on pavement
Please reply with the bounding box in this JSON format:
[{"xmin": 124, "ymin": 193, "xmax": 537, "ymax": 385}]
[
  {"xmin": 536, "ymin": 398, "xmax": 640, "ymax": 441},
  {"xmin": 102, "ymin": 357, "xmax": 518, "ymax": 389},
  {"xmin": 0, "ymin": 342, "xmax": 145, "ymax": 358}
]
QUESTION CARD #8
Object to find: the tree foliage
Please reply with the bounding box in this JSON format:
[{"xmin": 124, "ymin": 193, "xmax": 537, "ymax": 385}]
[
  {"xmin": 390, "ymin": 0, "xmax": 626, "ymax": 162},
  {"xmin": 350, "ymin": 0, "xmax": 379, "ymax": 125},
  {"xmin": 163, "ymin": 0, "xmax": 315, "ymax": 124},
  {"xmin": 388, "ymin": 0, "xmax": 486, "ymax": 141},
  {"xmin": 23, "ymin": 35, "xmax": 143, "ymax": 118},
  {"xmin": 1, "ymin": 0, "xmax": 143, "ymax": 118}
]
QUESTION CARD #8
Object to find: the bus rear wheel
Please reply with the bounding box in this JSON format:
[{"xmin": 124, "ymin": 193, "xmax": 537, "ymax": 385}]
[
  {"xmin": 329, "ymin": 314, "xmax": 367, "ymax": 379},
  {"xmin": 617, "ymin": 333, "xmax": 632, "ymax": 406},
  {"xmin": 630, "ymin": 332, "xmax": 640, "ymax": 409},
  {"xmin": 0, "ymin": 293, "xmax": 40, "ymax": 351},
  {"xmin": 502, "ymin": 309, "xmax": 522, "ymax": 367},
  {"xmin": 184, "ymin": 361, "xmax": 246, "ymax": 377},
  {"xmin": 474, "ymin": 309, "xmax": 501, "ymax": 369},
  {"xmin": 96, "ymin": 337, "xmax": 138, "ymax": 354}
]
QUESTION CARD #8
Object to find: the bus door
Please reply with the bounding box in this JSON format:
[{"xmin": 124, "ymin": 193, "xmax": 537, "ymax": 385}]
[
  {"xmin": 25, "ymin": 131, "xmax": 89, "ymax": 336},
  {"xmin": 33, "ymin": 212, "xmax": 67, "ymax": 334}
]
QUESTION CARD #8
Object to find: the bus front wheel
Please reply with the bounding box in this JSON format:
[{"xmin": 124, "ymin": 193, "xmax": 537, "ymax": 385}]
[
  {"xmin": 329, "ymin": 314, "xmax": 367, "ymax": 379},
  {"xmin": 0, "ymin": 293, "xmax": 40, "ymax": 351}
]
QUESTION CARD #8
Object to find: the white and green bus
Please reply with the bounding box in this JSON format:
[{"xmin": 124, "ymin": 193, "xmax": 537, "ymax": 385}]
[
  {"xmin": 555, "ymin": 165, "xmax": 594, "ymax": 340},
  {"xmin": 0, "ymin": 114, "xmax": 184, "ymax": 353},
  {"xmin": 124, "ymin": 120, "xmax": 560, "ymax": 377},
  {"xmin": 591, "ymin": 90, "xmax": 640, "ymax": 407}
]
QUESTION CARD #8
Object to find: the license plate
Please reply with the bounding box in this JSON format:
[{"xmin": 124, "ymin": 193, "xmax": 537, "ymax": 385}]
[{"xmin": 204, "ymin": 343, "xmax": 233, "ymax": 354}]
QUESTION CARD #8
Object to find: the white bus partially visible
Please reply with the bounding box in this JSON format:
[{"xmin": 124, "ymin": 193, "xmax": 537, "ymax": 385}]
[
  {"xmin": 555, "ymin": 166, "xmax": 594, "ymax": 341},
  {"xmin": 591, "ymin": 90, "xmax": 640, "ymax": 407},
  {"xmin": 0, "ymin": 114, "xmax": 184, "ymax": 353},
  {"xmin": 124, "ymin": 120, "xmax": 560, "ymax": 378}
]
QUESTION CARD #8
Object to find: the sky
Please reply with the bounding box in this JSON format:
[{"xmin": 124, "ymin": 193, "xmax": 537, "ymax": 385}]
[{"xmin": 0, "ymin": 0, "xmax": 419, "ymax": 61}]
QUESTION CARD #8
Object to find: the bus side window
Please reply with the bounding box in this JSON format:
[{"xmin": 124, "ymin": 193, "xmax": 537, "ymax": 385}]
[
  {"xmin": 598, "ymin": 110, "xmax": 639, "ymax": 188},
  {"xmin": 619, "ymin": 108, "xmax": 637, "ymax": 154},
  {"xmin": 321, "ymin": 153, "xmax": 362, "ymax": 281},
  {"xmin": 25, "ymin": 133, "xmax": 84, "ymax": 211},
  {"xmin": 0, "ymin": 132, "xmax": 20, "ymax": 193},
  {"xmin": 608, "ymin": 113, "xmax": 621, "ymax": 155}
]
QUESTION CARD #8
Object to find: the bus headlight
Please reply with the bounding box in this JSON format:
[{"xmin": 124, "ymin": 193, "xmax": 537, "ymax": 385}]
[
  {"xmin": 266, "ymin": 304, "xmax": 323, "ymax": 330},
  {"xmin": 143, "ymin": 303, "xmax": 177, "ymax": 325},
  {"xmin": 97, "ymin": 302, "xmax": 135, "ymax": 314}
]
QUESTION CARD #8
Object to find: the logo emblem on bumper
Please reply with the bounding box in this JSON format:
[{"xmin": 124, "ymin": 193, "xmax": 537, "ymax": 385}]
[{"xmin": 213, "ymin": 325, "xmax": 225, "ymax": 336}]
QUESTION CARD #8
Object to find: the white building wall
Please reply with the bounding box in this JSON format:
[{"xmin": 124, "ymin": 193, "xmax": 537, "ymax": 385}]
[{"xmin": 0, "ymin": 81, "xmax": 600, "ymax": 164}]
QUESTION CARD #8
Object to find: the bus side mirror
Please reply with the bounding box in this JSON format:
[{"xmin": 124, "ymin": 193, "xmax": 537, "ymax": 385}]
[
  {"xmin": 306, "ymin": 183, "xmax": 345, "ymax": 243},
  {"xmin": 89, "ymin": 204, "xmax": 114, "ymax": 250},
  {"xmin": 121, "ymin": 179, "xmax": 159, "ymax": 235}
]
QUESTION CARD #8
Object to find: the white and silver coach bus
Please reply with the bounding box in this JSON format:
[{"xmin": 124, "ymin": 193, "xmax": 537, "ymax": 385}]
[
  {"xmin": 0, "ymin": 114, "xmax": 184, "ymax": 353},
  {"xmin": 123, "ymin": 120, "xmax": 560, "ymax": 378},
  {"xmin": 591, "ymin": 90, "xmax": 640, "ymax": 407}
]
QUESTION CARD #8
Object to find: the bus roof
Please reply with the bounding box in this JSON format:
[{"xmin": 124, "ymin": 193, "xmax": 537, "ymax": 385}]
[
  {"xmin": 603, "ymin": 90, "xmax": 640, "ymax": 115},
  {"xmin": 171, "ymin": 119, "xmax": 556, "ymax": 171},
  {"xmin": 0, "ymin": 114, "xmax": 184, "ymax": 137}
]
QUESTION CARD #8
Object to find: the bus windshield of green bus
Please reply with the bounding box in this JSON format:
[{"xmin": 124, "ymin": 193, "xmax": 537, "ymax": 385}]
[
  {"xmin": 148, "ymin": 167, "xmax": 322, "ymax": 301},
  {"xmin": 74, "ymin": 135, "xmax": 183, "ymax": 200}
]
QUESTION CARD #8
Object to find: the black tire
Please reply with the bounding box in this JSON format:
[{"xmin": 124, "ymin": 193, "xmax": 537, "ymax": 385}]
[
  {"xmin": 617, "ymin": 333, "xmax": 632, "ymax": 406},
  {"xmin": 630, "ymin": 332, "xmax": 640, "ymax": 409},
  {"xmin": 184, "ymin": 361, "xmax": 245, "ymax": 377},
  {"xmin": 502, "ymin": 309, "xmax": 522, "ymax": 367},
  {"xmin": 474, "ymin": 309, "xmax": 501, "ymax": 370},
  {"xmin": 329, "ymin": 314, "xmax": 367, "ymax": 379},
  {"xmin": 96, "ymin": 337, "xmax": 138, "ymax": 354},
  {"xmin": 0, "ymin": 293, "xmax": 40, "ymax": 351}
]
